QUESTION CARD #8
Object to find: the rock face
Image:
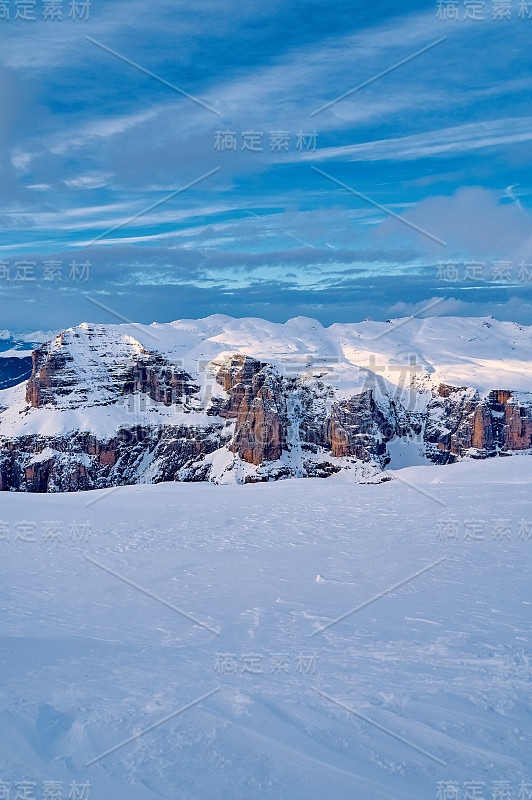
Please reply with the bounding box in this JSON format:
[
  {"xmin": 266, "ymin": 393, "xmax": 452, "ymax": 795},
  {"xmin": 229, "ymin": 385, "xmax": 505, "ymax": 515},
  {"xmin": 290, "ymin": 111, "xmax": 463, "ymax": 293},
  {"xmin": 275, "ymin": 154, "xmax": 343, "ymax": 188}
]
[
  {"xmin": 0, "ymin": 424, "xmax": 232, "ymax": 493},
  {"xmin": 1, "ymin": 318, "xmax": 532, "ymax": 492},
  {"xmin": 424, "ymin": 384, "xmax": 532, "ymax": 462},
  {"xmin": 324, "ymin": 392, "xmax": 396, "ymax": 461},
  {"xmin": 213, "ymin": 356, "xmax": 287, "ymax": 465},
  {"xmin": 25, "ymin": 342, "xmax": 65, "ymax": 408}
]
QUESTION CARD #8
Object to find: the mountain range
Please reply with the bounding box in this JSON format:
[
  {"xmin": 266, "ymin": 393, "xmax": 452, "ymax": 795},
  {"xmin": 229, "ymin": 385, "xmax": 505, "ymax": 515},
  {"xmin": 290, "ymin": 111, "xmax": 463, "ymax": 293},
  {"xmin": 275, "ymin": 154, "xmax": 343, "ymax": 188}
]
[{"xmin": 1, "ymin": 314, "xmax": 531, "ymax": 492}]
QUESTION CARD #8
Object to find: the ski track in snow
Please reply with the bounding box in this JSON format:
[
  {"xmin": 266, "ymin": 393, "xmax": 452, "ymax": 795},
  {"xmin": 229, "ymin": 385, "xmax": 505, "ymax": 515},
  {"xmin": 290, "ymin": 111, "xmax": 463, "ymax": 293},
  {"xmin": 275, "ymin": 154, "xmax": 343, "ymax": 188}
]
[{"xmin": 0, "ymin": 456, "xmax": 531, "ymax": 798}]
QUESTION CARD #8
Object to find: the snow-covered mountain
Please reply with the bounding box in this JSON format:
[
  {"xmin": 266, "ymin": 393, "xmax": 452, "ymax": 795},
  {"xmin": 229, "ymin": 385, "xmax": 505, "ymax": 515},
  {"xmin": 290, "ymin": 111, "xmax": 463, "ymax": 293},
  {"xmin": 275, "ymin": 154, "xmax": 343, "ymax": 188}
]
[{"xmin": 1, "ymin": 314, "xmax": 531, "ymax": 491}]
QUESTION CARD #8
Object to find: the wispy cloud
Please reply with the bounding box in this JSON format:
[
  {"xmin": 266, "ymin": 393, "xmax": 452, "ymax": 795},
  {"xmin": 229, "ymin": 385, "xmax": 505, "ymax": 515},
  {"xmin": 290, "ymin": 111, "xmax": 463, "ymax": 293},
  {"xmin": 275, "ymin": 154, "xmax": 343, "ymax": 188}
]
[{"xmin": 302, "ymin": 117, "xmax": 532, "ymax": 163}]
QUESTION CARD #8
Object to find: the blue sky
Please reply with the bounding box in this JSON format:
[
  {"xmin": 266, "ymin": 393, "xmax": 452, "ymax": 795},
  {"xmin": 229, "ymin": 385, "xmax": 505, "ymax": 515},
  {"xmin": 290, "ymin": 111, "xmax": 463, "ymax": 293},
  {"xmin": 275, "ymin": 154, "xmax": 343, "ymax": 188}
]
[{"xmin": 1, "ymin": 0, "xmax": 532, "ymax": 331}]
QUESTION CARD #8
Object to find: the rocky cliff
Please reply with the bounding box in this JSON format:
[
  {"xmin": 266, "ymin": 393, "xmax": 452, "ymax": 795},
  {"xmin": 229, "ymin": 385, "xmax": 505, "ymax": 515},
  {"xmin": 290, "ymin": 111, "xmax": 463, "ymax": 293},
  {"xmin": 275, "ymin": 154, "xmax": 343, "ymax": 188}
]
[{"xmin": 1, "ymin": 315, "xmax": 531, "ymax": 491}]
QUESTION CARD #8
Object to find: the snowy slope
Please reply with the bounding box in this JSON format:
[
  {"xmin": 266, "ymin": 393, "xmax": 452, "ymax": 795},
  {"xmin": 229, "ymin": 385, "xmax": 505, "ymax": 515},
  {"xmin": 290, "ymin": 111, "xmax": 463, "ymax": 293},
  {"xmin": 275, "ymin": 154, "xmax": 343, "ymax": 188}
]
[
  {"xmin": 138, "ymin": 313, "xmax": 532, "ymax": 395},
  {"xmin": 0, "ymin": 456, "xmax": 530, "ymax": 799}
]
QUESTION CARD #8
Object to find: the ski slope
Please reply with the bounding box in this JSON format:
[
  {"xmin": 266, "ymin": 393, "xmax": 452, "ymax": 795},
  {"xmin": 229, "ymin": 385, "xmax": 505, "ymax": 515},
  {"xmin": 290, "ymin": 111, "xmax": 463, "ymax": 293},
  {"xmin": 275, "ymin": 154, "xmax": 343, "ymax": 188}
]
[{"xmin": 1, "ymin": 455, "xmax": 531, "ymax": 799}]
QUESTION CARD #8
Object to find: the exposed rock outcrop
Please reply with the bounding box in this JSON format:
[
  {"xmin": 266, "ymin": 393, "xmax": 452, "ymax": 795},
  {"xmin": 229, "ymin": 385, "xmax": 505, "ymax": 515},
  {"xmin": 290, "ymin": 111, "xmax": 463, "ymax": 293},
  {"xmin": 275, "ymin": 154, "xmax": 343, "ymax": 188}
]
[
  {"xmin": 212, "ymin": 356, "xmax": 286, "ymax": 465},
  {"xmin": 324, "ymin": 392, "xmax": 397, "ymax": 464},
  {"xmin": 424, "ymin": 384, "xmax": 532, "ymax": 462}
]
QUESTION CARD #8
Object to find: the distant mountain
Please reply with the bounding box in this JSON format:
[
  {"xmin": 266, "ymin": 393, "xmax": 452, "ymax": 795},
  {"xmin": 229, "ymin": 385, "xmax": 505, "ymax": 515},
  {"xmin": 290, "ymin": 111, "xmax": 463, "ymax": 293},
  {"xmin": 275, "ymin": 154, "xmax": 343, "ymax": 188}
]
[
  {"xmin": 0, "ymin": 331, "xmax": 53, "ymax": 391},
  {"xmin": 0, "ymin": 315, "xmax": 531, "ymax": 491}
]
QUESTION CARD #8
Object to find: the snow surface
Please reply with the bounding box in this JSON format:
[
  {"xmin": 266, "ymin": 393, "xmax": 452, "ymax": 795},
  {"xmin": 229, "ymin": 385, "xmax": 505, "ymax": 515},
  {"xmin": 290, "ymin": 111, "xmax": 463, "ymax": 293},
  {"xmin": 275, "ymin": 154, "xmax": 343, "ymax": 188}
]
[
  {"xmin": 0, "ymin": 349, "xmax": 35, "ymax": 359},
  {"xmin": 0, "ymin": 330, "xmax": 58, "ymax": 345},
  {"xmin": 1, "ymin": 456, "xmax": 531, "ymax": 799}
]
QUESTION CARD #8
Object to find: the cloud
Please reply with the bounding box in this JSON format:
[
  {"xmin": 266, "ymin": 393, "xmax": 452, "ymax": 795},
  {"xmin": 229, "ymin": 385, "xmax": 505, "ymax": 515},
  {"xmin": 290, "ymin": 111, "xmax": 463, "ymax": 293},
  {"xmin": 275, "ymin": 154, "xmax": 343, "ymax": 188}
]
[
  {"xmin": 374, "ymin": 186, "xmax": 532, "ymax": 261},
  {"xmin": 304, "ymin": 117, "xmax": 532, "ymax": 163},
  {"xmin": 1, "ymin": 0, "xmax": 531, "ymax": 331}
]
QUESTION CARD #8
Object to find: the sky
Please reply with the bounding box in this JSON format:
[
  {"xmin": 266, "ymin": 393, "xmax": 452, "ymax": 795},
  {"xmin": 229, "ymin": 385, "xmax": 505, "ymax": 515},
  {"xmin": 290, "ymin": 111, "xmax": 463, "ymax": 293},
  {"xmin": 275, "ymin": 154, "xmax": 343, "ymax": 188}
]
[{"xmin": 1, "ymin": 0, "xmax": 532, "ymax": 332}]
